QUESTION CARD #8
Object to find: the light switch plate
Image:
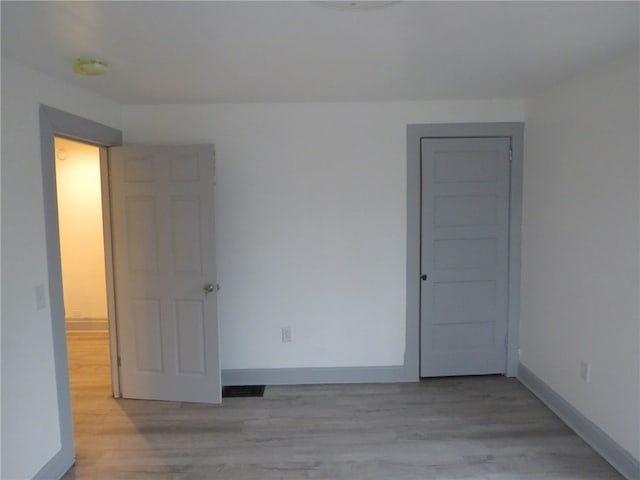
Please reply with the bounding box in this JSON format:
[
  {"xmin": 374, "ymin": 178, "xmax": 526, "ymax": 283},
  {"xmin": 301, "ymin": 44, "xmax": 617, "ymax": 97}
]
[{"xmin": 35, "ymin": 284, "xmax": 47, "ymax": 310}]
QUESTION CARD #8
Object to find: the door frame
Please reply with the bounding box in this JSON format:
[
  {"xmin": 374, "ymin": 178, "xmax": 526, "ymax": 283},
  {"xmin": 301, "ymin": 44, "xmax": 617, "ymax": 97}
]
[
  {"xmin": 405, "ymin": 122, "xmax": 524, "ymax": 380},
  {"xmin": 98, "ymin": 146, "xmax": 121, "ymax": 396},
  {"xmin": 39, "ymin": 105, "xmax": 122, "ymax": 472}
]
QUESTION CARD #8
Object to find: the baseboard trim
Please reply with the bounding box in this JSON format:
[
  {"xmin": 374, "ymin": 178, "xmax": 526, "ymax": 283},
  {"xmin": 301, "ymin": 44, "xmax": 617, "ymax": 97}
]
[
  {"xmin": 222, "ymin": 365, "xmax": 406, "ymax": 386},
  {"xmin": 32, "ymin": 448, "xmax": 74, "ymax": 480},
  {"xmin": 65, "ymin": 317, "xmax": 108, "ymax": 331},
  {"xmin": 518, "ymin": 364, "xmax": 639, "ymax": 480}
]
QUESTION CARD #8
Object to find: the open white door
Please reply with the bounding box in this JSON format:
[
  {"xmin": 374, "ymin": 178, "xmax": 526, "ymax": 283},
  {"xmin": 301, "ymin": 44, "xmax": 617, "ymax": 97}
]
[{"xmin": 109, "ymin": 145, "xmax": 221, "ymax": 403}]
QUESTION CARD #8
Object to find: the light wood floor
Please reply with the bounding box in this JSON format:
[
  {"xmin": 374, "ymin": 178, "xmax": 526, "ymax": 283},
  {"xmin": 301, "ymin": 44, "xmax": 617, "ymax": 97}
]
[{"xmin": 63, "ymin": 332, "xmax": 622, "ymax": 479}]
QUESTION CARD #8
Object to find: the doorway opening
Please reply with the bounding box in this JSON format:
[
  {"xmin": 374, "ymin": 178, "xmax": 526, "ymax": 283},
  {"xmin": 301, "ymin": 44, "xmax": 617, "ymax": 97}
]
[
  {"xmin": 53, "ymin": 136, "xmax": 118, "ymax": 436},
  {"xmin": 55, "ymin": 137, "xmax": 108, "ymax": 333},
  {"xmin": 40, "ymin": 105, "xmax": 123, "ymax": 475}
]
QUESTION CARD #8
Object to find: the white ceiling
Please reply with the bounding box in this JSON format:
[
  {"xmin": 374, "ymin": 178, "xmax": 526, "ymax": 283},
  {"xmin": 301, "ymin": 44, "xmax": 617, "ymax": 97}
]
[{"xmin": 2, "ymin": 1, "xmax": 638, "ymax": 105}]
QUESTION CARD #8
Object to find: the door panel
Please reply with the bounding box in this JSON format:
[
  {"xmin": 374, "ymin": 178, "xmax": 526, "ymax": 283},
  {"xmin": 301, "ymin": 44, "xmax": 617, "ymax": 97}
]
[
  {"xmin": 420, "ymin": 137, "xmax": 510, "ymax": 377},
  {"xmin": 132, "ymin": 299, "xmax": 163, "ymax": 372},
  {"xmin": 171, "ymin": 197, "xmax": 203, "ymax": 272},
  {"xmin": 126, "ymin": 197, "xmax": 159, "ymax": 272},
  {"xmin": 175, "ymin": 300, "xmax": 206, "ymax": 374},
  {"xmin": 110, "ymin": 145, "xmax": 221, "ymax": 403}
]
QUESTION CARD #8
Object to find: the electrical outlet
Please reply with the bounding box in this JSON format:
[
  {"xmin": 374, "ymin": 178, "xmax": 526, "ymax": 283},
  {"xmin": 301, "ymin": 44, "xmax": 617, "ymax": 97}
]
[
  {"xmin": 281, "ymin": 326, "xmax": 292, "ymax": 343},
  {"xmin": 580, "ymin": 361, "xmax": 591, "ymax": 383}
]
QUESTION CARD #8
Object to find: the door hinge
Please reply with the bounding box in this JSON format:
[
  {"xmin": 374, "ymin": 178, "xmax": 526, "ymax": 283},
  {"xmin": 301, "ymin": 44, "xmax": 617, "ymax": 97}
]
[
  {"xmin": 509, "ymin": 148, "xmax": 513, "ymax": 163},
  {"xmin": 117, "ymin": 356, "xmax": 121, "ymax": 367}
]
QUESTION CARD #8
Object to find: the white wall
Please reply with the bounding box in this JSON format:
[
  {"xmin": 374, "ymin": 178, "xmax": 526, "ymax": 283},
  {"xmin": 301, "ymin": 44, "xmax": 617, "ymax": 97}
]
[
  {"xmin": 122, "ymin": 100, "xmax": 524, "ymax": 370},
  {"xmin": 1, "ymin": 56, "xmax": 121, "ymax": 479},
  {"xmin": 55, "ymin": 138, "xmax": 108, "ymax": 320},
  {"xmin": 521, "ymin": 52, "xmax": 640, "ymax": 459}
]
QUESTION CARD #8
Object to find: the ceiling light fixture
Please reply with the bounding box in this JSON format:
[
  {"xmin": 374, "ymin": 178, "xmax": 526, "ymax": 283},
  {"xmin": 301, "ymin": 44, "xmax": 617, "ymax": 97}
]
[{"xmin": 73, "ymin": 56, "xmax": 108, "ymax": 76}]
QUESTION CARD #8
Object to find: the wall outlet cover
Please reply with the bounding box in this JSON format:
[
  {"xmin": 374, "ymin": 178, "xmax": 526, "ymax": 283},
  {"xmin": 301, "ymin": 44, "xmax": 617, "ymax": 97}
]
[
  {"xmin": 281, "ymin": 326, "xmax": 292, "ymax": 343},
  {"xmin": 580, "ymin": 361, "xmax": 591, "ymax": 383}
]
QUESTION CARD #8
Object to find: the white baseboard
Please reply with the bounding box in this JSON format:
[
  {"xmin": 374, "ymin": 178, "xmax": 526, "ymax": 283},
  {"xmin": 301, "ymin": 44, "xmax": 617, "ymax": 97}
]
[{"xmin": 65, "ymin": 317, "xmax": 108, "ymax": 331}]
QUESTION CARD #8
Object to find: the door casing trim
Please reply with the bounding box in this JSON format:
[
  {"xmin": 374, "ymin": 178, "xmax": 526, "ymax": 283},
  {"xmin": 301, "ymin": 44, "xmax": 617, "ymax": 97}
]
[
  {"xmin": 405, "ymin": 122, "xmax": 524, "ymax": 380},
  {"xmin": 39, "ymin": 105, "xmax": 122, "ymax": 473}
]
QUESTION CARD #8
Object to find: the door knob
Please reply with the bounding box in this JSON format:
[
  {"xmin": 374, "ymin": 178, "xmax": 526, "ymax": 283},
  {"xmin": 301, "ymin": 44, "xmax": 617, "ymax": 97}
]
[{"xmin": 204, "ymin": 283, "xmax": 215, "ymax": 294}]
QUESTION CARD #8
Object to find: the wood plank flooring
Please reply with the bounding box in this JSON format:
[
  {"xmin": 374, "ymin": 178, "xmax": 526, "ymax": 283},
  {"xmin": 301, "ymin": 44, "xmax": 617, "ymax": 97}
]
[{"xmin": 62, "ymin": 332, "xmax": 622, "ymax": 479}]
